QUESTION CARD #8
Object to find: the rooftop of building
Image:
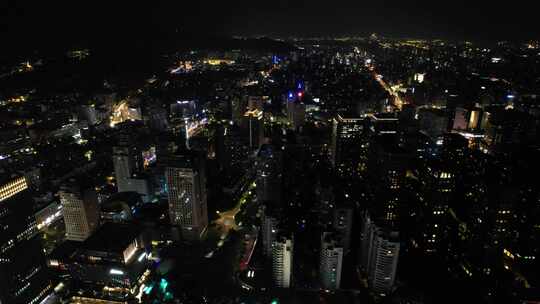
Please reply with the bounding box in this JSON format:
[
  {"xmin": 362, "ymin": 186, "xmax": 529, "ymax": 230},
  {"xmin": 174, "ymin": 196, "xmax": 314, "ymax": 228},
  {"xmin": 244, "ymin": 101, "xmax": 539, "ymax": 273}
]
[
  {"xmin": 373, "ymin": 134, "xmax": 409, "ymax": 155},
  {"xmin": 418, "ymin": 107, "xmax": 448, "ymax": 116},
  {"xmin": 49, "ymin": 240, "xmax": 80, "ymax": 261},
  {"xmin": 371, "ymin": 112, "xmax": 399, "ymax": 120},
  {"xmin": 82, "ymin": 222, "xmax": 142, "ymax": 253},
  {"xmin": 101, "ymin": 191, "xmax": 142, "ymax": 213},
  {"xmin": 336, "ymin": 111, "xmax": 365, "ymax": 121}
]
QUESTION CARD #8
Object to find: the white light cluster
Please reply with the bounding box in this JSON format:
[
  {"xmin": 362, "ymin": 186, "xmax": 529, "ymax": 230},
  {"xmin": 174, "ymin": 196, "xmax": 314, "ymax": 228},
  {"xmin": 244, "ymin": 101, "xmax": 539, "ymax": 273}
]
[{"xmin": 109, "ymin": 269, "xmax": 124, "ymax": 275}]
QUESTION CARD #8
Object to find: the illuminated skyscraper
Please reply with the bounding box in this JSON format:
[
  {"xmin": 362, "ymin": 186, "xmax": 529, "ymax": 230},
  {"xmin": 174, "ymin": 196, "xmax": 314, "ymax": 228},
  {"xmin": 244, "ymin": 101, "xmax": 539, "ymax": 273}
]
[
  {"xmin": 59, "ymin": 182, "xmax": 100, "ymax": 242},
  {"xmin": 272, "ymin": 235, "xmax": 294, "ymax": 288},
  {"xmin": 165, "ymin": 151, "xmax": 208, "ymax": 240},
  {"xmin": 319, "ymin": 232, "xmax": 343, "ymax": 290},
  {"xmin": 0, "ymin": 176, "xmax": 51, "ymax": 304},
  {"xmin": 331, "ymin": 114, "xmax": 369, "ymax": 177}
]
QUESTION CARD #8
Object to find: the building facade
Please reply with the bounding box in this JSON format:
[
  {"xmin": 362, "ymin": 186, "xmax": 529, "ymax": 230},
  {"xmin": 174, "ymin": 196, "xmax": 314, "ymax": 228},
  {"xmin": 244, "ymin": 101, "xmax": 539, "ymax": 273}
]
[
  {"xmin": 320, "ymin": 232, "xmax": 344, "ymax": 290},
  {"xmin": 59, "ymin": 184, "xmax": 100, "ymax": 242},
  {"xmin": 272, "ymin": 235, "xmax": 294, "ymax": 288},
  {"xmin": 0, "ymin": 177, "xmax": 51, "ymax": 304},
  {"xmin": 165, "ymin": 152, "xmax": 208, "ymax": 240}
]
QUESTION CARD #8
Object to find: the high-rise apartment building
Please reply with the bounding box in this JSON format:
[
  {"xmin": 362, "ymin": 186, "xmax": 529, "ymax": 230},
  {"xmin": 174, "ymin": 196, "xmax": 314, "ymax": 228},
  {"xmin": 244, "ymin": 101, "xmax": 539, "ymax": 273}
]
[
  {"xmin": 360, "ymin": 212, "xmax": 400, "ymax": 296},
  {"xmin": 272, "ymin": 235, "xmax": 294, "ymax": 288},
  {"xmin": 320, "ymin": 232, "xmax": 344, "ymax": 290}
]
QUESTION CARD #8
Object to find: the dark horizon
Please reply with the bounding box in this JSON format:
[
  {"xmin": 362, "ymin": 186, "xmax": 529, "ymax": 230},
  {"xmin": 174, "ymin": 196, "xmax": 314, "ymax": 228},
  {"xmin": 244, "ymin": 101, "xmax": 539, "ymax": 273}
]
[{"xmin": 2, "ymin": 0, "xmax": 539, "ymax": 54}]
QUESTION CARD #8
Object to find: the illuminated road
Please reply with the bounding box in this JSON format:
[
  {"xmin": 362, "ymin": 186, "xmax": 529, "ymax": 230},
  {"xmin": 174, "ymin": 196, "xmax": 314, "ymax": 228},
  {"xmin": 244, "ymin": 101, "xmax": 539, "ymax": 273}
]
[
  {"xmin": 213, "ymin": 182, "xmax": 257, "ymax": 237},
  {"xmin": 372, "ymin": 72, "xmax": 404, "ymax": 110}
]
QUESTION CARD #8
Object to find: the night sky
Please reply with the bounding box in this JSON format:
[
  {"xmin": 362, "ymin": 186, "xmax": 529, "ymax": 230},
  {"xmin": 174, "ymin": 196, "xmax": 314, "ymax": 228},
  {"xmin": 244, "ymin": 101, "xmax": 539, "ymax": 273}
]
[{"xmin": 2, "ymin": 0, "xmax": 539, "ymax": 50}]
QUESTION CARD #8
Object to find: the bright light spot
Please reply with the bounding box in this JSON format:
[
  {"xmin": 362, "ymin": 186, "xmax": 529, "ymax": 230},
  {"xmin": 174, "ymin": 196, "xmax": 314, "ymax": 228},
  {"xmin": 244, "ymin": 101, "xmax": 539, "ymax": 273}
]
[{"xmin": 110, "ymin": 269, "xmax": 124, "ymax": 275}]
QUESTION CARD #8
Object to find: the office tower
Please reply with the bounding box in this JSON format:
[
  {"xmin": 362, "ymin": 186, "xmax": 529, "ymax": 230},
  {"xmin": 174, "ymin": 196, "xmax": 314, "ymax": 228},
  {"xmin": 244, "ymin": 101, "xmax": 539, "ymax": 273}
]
[
  {"xmin": 147, "ymin": 107, "xmax": 169, "ymax": 131},
  {"xmin": 331, "ymin": 114, "xmax": 370, "ymax": 177},
  {"xmin": 231, "ymin": 95, "xmax": 248, "ymax": 125},
  {"xmin": 320, "ymin": 232, "xmax": 344, "ymax": 290},
  {"xmin": 489, "ymin": 187, "xmax": 519, "ymax": 246},
  {"xmin": 272, "ymin": 235, "xmax": 294, "ymax": 288},
  {"xmin": 333, "ymin": 207, "xmax": 353, "ymax": 253},
  {"xmin": 165, "ymin": 151, "xmax": 208, "ymax": 240},
  {"xmin": 286, "ymin": 99, "xmax": 306, "ymax": 131},
  {"xmin": 370, "ymin": 113, "xmax": 399, "ymax": 135},
  {"xmin": 418, "ymin": 108, "xmax": 450, "ymax": 140},
  {"xmin": 257, "ymin": 145, "xmax": 283, "ymax": 205},
  {"xmin": 170, "ymin": 100, "xmax": 196, "ymax": 119},
  {"xmin": 467, "ymin": 107, "xmax": 483, "ymax": 131},
  {"xmin": 245, "ymin": 109, "xmax": 264, "ymax": 150},
  {"xmin": 452, "ymin": 107, "xmax": 469, "ymax": 131},
  {"xmin": 485, "ymin": 109, "xmax": 536, "ymax": 153},
  {"xmin": 119, "ymin": 174, "xmax": 152, "ymax": 203},
  {"xmin": 247, "ymin": 96, "xmax": 267, "ymax": 111},
  {"xmin": 113, "ymin": 146, "xmax": 134, "ymax": 184},
  {"xmin": 114, "ymin": 136, "xmax": 154, "ymax": 201},
  {"xmin": 0, "ymin": 176, "xmax": 51, "ymax": 304},
  {"xmin": 360, "ymin": 212, "xmax": 400, "ymax": 296},
  {"xmin": 78, "ymin": 104, "xmax": 98, "ymax": 125},
  {"xmin": 65, "ymin": 223, "xmax": 150, "ymax": 303},
  {"xmin": 59, "ymin": 182, "xmax": 100, "ymax": 241},
  {"xmin": 420, "ymin": 160, "xmax": 455, "ymax": 254},
  {"xmin": 369, "ymin": 135, "xmax": 411, "ymax": 224},
  {"xmin": 113, "ymin": 139, "xmax": 145, "ymax": 194},
  {"xmin": 262, "ymin": 209, "xmax": 279, "ymax": 257},
  {"xmin": 441, "ymin": 133, "xmax": 468, "ymax": 165},
  {"xmin": 214, "ymin": 123, "xmax": 230, "ymax": 171}
]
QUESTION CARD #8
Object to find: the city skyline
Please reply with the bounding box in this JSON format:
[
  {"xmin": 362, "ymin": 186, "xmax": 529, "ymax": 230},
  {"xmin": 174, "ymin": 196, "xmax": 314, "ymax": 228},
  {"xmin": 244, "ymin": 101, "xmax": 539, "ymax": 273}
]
[{"xmin": 1, "ymin": 3, "xmax": 540, "ymax": 304}]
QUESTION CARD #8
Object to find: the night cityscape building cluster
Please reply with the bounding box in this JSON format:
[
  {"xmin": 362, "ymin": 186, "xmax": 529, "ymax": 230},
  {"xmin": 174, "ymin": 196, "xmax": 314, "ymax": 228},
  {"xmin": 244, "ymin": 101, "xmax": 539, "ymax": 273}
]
[{"xmin": 1, "ymin": 3, "xmax": 540, "ymax": 303}]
